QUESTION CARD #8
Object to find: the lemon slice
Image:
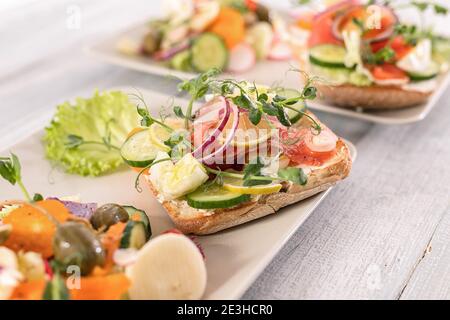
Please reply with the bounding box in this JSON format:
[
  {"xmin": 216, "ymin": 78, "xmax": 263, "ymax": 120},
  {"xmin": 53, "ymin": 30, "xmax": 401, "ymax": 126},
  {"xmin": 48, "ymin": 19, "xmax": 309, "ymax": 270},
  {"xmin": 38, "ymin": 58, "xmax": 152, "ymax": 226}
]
[
  {"xmin": 149, "ymin": 123, "xmax": 171, "ymax": 152},
  {"xmin": 222, "ymin": 177, "xmax": 282, "ymax": 195},
  {"xmin": 220, "ymin": 113, "xmax": 274, "ymax": 148}
]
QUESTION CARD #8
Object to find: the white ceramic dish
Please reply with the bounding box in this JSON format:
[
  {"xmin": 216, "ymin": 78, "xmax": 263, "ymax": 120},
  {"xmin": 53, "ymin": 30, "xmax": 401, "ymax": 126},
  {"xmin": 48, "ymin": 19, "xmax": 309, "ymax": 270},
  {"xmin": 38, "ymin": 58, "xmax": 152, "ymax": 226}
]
[
  {"xmin": 0, "ymin": 88, "xmax": 356, "ymax": 299},
  {"xmin": 86, "ymin": 24, "xmax": 450, "ymax": 125}
]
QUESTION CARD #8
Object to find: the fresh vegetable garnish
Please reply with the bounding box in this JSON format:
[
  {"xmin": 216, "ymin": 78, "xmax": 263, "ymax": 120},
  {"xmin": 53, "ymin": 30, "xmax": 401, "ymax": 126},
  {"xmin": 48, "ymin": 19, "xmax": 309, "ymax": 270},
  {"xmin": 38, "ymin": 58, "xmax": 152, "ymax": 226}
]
[
  {"xmin": 44, "ymin": 91, "xmax": 140, "ymax": 176},
  {"xmin": 307, "ymin": 0, "xmax": 449, "ymax": 87},
  {"xmin": 121, "ymin": 0, "xmax": 291, "ymax": 74}
]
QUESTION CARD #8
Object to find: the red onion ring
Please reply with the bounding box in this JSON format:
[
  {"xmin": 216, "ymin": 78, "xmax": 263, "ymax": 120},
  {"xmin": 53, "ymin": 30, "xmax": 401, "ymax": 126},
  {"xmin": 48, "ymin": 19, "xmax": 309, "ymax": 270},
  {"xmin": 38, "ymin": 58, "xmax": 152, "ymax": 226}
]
[
  {"xmin": 331, "ymin": 5, "xmax": 398, "ymax": 43},
  {"xmin": 192, "ymin": 98, "xmax": 240, "ymax": 165},
  {"xmin": 192, "ymin": 97, "xmax": 230, "ymax": 159}
]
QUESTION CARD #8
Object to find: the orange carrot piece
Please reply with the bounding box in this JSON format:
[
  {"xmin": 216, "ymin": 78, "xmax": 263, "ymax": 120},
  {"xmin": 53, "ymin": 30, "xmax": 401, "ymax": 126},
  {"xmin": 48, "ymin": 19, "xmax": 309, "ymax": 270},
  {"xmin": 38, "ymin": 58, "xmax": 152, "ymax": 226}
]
[
  {"xmin": 100, "ymin": 222, "xmax": 127, "ymax": 272},
  {"xmin": 209, "ymin": 7, "xmax": 245, "ymax": 49},
  {"xmin": 3, "ymin": 200, "xmax": 71, "ymax": 258},
  {"xmin": 69, "ymin": 273, "xmax": 130, "ymax": 300},
  {"xmin": 10, "ymin": 280, "xmax": 47, "ymax": 300}
]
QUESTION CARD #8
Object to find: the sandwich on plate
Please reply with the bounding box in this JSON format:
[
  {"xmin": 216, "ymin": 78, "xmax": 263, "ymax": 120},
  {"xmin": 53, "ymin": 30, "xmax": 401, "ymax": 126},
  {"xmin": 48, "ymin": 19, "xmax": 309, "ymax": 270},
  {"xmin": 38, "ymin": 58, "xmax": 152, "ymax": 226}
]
[
  {"xmin": 117, "ymin": 0, "xmax": 293, "ymax": 73},
  {"xmin": 121, "ymin": 69, "xmax": 352, "ymax": 235},
  {"xmin": 305, "ymin": 0, "xmax": 450, "ymax": 109}
]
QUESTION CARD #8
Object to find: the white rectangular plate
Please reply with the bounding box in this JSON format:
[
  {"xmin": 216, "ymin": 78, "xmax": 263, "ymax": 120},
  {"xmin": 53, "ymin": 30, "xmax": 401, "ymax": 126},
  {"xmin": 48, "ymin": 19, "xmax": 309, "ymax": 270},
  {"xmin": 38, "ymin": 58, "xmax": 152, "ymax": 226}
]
[
  {"xmin": 0, "ymin": 88, "xmax": 356, "ymax": 299},
  {"xmin": 86, "ymin": 24, "xmax": 450, "ymax": 125}
]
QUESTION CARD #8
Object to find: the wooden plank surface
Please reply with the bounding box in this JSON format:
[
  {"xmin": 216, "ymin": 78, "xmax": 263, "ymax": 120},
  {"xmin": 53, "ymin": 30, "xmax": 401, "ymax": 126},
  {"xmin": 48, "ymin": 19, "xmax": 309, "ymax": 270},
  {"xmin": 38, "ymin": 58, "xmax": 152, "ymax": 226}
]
[{"xmin": 1, "ymin": 0, "xmax": 450, "ymax": 299}]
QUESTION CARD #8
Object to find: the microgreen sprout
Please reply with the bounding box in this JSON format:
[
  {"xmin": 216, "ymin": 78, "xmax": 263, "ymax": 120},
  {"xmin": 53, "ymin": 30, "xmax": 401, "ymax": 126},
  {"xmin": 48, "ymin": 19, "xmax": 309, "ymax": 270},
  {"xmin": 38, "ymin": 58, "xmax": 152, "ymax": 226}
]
[{"xmin": 0, "ymin": 153, "xmax": 43, "ymax": 202}]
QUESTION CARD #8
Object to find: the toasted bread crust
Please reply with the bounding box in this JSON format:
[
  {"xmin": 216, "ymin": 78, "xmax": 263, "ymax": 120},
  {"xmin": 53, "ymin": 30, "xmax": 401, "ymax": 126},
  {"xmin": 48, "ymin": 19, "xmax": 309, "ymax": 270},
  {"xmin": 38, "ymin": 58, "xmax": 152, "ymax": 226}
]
[
  {"xmin": 316, "ymin": 83, "xmax": 431, "ymax": 110},
  {"xmin": 147, "ymin": 139, "xmax": 352, "ymax": 235}
]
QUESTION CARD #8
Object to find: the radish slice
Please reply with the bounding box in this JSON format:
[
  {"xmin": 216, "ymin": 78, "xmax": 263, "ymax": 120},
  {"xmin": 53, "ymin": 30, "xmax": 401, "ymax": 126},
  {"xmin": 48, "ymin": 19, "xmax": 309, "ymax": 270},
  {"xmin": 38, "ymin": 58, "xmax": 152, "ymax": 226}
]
[
  {"xmin": 268, "ymin": 41, "xmax": 292, "ymax": 61},
  {"xmin": 227, "ymin": 43, "xmax": 256, "ymax": 73},
  {"xmin": 305, "ymin": 128, "xmax": 338, "ymax": 153},
  {"xmin": 127, "ymin": 233, "xmax": 207, "ymax": 300},
  {"xmin": 194, "ymin": 97, "xmax": 226, "ymax": 123}
]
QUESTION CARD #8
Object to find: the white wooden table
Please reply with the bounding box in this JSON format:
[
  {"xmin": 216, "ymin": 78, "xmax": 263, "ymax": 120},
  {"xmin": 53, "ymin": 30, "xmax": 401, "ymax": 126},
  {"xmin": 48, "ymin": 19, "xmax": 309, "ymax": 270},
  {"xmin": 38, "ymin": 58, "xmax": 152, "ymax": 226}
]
[{"xmin": 1, "ymin": 0, "xmax": 449, "ymax": 300}]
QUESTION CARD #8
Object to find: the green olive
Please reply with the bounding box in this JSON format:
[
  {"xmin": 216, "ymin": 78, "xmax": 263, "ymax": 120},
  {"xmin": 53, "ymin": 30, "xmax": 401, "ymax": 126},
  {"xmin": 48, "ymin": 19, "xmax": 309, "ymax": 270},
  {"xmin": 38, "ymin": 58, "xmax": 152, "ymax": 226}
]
[
  {"xmin": 53, "ymin": 222, "xmax": 105, "ymax": 276},
  {"xmin": 142, "ymin": 30, "xmax": 162, "ymax": 55},
  {"xmin": 90, "ymin": 204, "xmax": 129, "ymax": 230},
  {"xmin": 255, "ymin": 4, "xmax": 270, "ymax": 22}
]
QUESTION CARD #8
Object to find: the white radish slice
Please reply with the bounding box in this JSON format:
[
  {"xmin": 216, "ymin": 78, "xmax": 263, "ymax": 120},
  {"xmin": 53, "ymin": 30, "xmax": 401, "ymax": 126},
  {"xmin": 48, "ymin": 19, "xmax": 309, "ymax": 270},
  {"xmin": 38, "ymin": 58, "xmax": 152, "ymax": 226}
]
[
  {"xmin": 127, "ymin": 233, "xmax": 207, "ymax": 300},
  {"xmin": 227, "ymin": 43, "xmax": 256, "ymax": 73},
  {"xmin": 268, "ymin": 41, "xmax": 292, "ymax": 61},
  {"xmin": 305, "ymin": 128, "xmax": 338, "ymax": 153}
]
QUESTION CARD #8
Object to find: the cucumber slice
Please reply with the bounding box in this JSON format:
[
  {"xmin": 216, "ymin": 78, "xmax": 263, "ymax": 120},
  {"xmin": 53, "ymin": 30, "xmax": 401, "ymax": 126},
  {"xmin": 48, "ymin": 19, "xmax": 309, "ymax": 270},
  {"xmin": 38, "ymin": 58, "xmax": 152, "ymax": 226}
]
[
  {"xmin": 275, "ymin": 88, "xmax": 306, "ymax": 124},
  {"xmin": 407, "ymin": 61, "xmax": 440, "ymax": 82},
  {"xmin": 191, "ymin": 33, "xmax": 228, "ymax": 72},
  {"xmin": 120, "ymin": 129, "xmax": 159, "ymax": 168},
  {"xmin": 120, "ymin": 221, "xmax": 148, "ymax": 250},
  {"xmin": 310, "ymin": 64, "xmax": 351, "ymax": 85},
  {"xmin": 186, "ymin": 184, "xmax": 251, "ymax": 209},
  {"xmin": 123, "ymin": 205, "xmax": 152, "ymax": 240},
  {"xmin": 170, "ymin": 50, "xmax": 192, "ymax": 72},
  {"xmin": 309, "ymin": 44, "xmax": 347, "ymax": 69}
]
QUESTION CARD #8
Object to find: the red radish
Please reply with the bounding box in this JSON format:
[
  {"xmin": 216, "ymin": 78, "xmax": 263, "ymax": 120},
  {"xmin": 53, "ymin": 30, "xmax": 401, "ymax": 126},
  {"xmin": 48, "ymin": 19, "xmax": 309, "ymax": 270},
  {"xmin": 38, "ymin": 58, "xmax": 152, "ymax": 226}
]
[
  {"xmin": 268, "ymin": 41, "xmax": 292, "ymax": 61},
  {"xmin": 227, "ymin": 43, "xmax": 256, "ymax": 73}
]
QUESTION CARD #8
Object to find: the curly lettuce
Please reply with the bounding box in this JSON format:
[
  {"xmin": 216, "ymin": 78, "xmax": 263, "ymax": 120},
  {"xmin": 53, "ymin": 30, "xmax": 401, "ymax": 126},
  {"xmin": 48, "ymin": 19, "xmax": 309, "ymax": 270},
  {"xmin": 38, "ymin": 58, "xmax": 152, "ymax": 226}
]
[{"xmin": 44, "ymin": 90, "xmax": 140, "ymax": 176}]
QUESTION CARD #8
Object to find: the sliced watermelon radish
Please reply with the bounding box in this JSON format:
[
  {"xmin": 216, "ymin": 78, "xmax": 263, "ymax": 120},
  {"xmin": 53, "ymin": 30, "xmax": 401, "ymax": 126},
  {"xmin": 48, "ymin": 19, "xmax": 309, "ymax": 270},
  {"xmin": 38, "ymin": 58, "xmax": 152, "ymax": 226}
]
[
  {"xmin": 268, "ymin": 41, "xmax": 292, "ymax": 61},
  {"xmin": 227, "ymin": 43, "xmax": 256, "ymax": 73}
]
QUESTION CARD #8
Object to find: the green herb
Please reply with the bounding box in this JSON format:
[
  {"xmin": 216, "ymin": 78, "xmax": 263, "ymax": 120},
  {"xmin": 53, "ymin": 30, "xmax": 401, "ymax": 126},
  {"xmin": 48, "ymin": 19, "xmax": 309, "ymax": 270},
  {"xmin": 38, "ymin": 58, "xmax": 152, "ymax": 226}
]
[
  {"xmin": 352, "ymin": 17, "xmax": 366, "ymax": 34},
  {"xmin": 164, "ymin": 130, "xmax": 191, "ymax": 160},
  {"xmin": 129, "ymin": 92, "xmax": 173, "ymax": 131},
  {"xmin": 42, "ymin": 273, "xmax": 70, "ymax": 300},
  {"xmin": 176, "ymin": 68, "xmax": 322, "ymax": 133},
  {"xmin": 410, "ymin": 1, "xmax": 448, "ymax": 15},
  {"xmin": 178, "ymin": 68, "xmax": 221, "ymax": 129},
  {"xmin": 134, "ymin": 157, "xmax": 172, "ymax": 192},
  {"xmin": 278, "ymin": 167, "xmax": 307, "ymax": 185},
  {"xmin": 0, "ymin": 153, "xmax": 42, "ymax": 202},
  {"xmin": 242, "ymin": 157, "xmax": 267, "ymax": 186},
  {"xmin": 33, "ymin": 193, "xmax": 44, "ymax": 202},
  {"xmin": 205, "ymin": 163, "xmax": 308, "ymax": 186},
  {"xmin": 65, "ymin": 134, "xmax": 120, "ymax": 152}
]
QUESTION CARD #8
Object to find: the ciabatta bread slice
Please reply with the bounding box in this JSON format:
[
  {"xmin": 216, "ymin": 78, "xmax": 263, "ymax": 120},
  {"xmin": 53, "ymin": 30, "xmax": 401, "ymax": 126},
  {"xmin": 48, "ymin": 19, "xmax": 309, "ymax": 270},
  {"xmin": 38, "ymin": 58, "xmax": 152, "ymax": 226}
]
[
  {"xmin": 316, "ymin": 83, "xmax": 431, "ymax": 110},
  {"xmin": 146, "ymin": 139, "xmax": 352, "ymax": 235}
]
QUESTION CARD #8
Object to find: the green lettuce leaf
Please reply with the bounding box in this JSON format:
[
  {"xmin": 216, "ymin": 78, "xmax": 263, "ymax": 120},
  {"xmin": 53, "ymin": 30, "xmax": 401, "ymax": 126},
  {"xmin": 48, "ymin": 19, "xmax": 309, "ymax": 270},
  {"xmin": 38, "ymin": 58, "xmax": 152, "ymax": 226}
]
[{"xmin": 44, "ymin": 90, "xmax": 140, "ymax": 176}]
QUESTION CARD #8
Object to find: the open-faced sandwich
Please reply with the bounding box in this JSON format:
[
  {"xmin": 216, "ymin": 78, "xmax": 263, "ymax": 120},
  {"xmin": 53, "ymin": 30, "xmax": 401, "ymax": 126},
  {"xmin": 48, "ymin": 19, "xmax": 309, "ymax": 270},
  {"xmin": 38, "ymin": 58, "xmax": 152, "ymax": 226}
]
[
  {"xmin": 117, "ymin": 0, "xmax": 293, "ymax": 73},
  {"xmin": 304, "ymin": 0, "xmax": 450, "ymax": 109},
  {"xmin": 121, "ymin": 69, "xmax": 352, "ymax": 235},
  {"xmin": 0, "ymin": 155, "xmax": 207, "ymax": 300}
]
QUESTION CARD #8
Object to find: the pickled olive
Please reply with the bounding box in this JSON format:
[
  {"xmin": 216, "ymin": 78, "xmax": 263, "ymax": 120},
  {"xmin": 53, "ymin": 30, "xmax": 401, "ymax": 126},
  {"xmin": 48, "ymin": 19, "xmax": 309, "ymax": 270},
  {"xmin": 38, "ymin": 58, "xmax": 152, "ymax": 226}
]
[
  {"xmin": 90, "ymin": 204, "xmax": 129, "ymax": 230},
  {"xmin": 255, "ymin": 4, "xmax": 270, "ymax": 22},
  {"xmin": 142, "ymin": 30, "xmax": 162, "ymax": 55},
  {"xmin": 0, "ymin": 224, "xmax": 12, "ymax": 244},
  {"xmin": 53, "ymin": 222, "xmax": 105, "ymax": 276}
]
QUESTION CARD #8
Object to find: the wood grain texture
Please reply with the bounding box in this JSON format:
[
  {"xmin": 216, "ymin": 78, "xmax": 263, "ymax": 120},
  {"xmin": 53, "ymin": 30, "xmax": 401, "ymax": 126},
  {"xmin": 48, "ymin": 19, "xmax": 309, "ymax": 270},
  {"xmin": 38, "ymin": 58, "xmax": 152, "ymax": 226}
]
[
  {"xmin": 243, "ymin": 89, "xmax": 450, "ymax": 299},
  {"xmin": 400, "ymin": 209, "xmax": 450, "ymax": 300},
  {"xmin": 1, "ymin": 0, "xmax": 450, "ymax": 300}
]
